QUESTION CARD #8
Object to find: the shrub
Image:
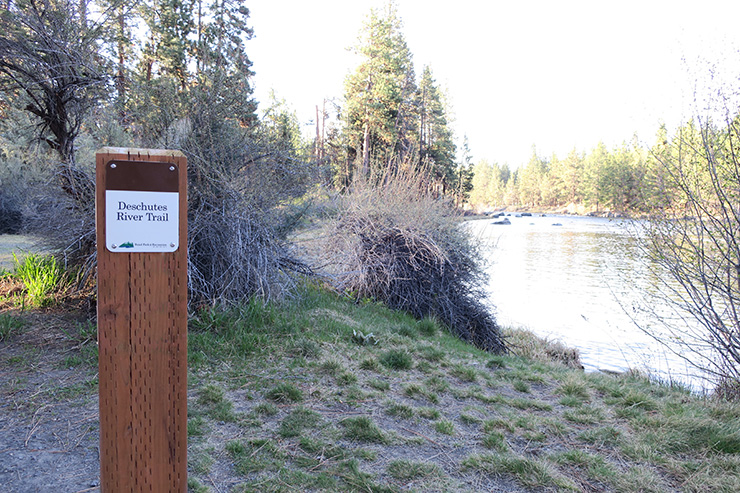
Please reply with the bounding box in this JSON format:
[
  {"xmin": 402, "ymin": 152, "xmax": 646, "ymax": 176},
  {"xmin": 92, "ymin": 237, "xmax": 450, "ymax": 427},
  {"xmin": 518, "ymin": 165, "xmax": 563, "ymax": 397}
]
[
  {"xmin": 317, "ymin": 167, "xmax": 506, "ymax": 353},
  {"xmin": 0, "ymin": 188, "xmax": 22, "ymax": 234}
]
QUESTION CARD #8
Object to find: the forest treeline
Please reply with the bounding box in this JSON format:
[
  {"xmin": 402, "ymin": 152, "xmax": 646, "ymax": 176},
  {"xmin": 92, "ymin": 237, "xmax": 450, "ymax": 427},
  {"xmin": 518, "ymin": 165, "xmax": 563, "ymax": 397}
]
[
  {"xmin": 468, "ymin": 120, "xmax": 738, "ymax": 215},
  {"xmin": 2, "ymin": 0, "xmax": 727, "ymax": 218},
  {"xmin": 0, "ymin": 0, "xmax": 472, "ymax": 204}
]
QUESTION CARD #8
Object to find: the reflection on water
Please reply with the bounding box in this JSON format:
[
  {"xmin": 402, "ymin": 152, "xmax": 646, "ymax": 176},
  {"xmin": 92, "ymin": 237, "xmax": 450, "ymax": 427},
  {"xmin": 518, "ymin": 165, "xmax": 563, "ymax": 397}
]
[{"xmin": 470, "ymin": 215, "xmax": 709, "ymax": 391}]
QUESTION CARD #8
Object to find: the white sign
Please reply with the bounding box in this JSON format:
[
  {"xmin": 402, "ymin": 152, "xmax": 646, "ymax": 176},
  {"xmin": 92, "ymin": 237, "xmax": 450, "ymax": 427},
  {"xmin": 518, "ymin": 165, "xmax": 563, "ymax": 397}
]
[{"xmin": 106, "ymin": 190, "xmax": 179, "ymax": 252}]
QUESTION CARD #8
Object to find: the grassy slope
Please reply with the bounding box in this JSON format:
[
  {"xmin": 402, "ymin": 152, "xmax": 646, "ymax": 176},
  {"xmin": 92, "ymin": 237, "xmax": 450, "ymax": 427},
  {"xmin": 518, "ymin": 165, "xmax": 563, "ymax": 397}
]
[{"xmin": 184, "ymin": 286, "xmax": 740, "ymax": 493}]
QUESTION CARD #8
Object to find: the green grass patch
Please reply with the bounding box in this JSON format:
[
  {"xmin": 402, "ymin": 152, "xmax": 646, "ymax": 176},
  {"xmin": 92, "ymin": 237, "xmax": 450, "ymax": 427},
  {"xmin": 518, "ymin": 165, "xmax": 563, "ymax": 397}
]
[
  {"xmin": 450, "ymin": 364, "xmax": 478, "ymax": 382},
  {"xmin": 434, "ymin": 419, "xmax": 455, "ymax": 435},
  {"xmin": 508, "ymin": 397, "xmax": 552, "ymax": 411},
  {"xmin": 340, "ymin": 416, "xmax": 387, "ymax": 443},
  {"xmin": 417, "ymin": 407, "xmax": 441, "ymax": 420},
  {"xmin": 265, "ymin": 382, "xmax": 303, "ymax": 403},
  {"xmin": 279, "ymin": 407, "xmax": 321, "ymax": 437},
  {"xmin": 417, "ymin": 345, "xmax": 446, "ymax": 362},
  {"xmin": 379, "ymin": 349, "xmax": 413, "ymax": 370},
  {"xmin": 385, "ymin": 401, "xmax": 414, "ymax": 419},
  {"xmin": 387, "ymin": 459, "xmax": 440, "ymax": 480},
  {"xmin": 577, "ymin": 425, "xmax": 624, "ymax": 448},
  {"xmin": 13, "ymin": 253, "xmax": 66, "ymax": 307},
  {"xmin": 253, "ymin": 402, "xmax": 279, "ymax": 417},
  {"xmin": 481, "ymin": 430, "xmax": 508, "ymax": 451},
  {"xmin": 196, "ymin": 384, "xmax": 237, "ymax": 422},
  {"xmin": 403, "ymin": 383, "xmax": 439, "ymax": 404},
  {"xmin": 462, "ymin": 453, "xmax": 575, "ymax": 490},
  {"xmin": 368, "ymin": 378, "xmax": 390, "ymax": 391},
  {"xmin": 359, "ymin": 358, "xmax": 380, "ymax": 371},
  {"xmin": 563, "ymin": 405, "xmax": 605, "ymax": 425},
  {"xmin": 513, "ymin": 380, "xmax": 531, "ymax": 393},
  {"xmin": 416, "ymin": 317, "xmax": 439, "ymax": 337},
  {"xmin": 225, "ymin": 439, "xmax": 283, "ymax": 475}
]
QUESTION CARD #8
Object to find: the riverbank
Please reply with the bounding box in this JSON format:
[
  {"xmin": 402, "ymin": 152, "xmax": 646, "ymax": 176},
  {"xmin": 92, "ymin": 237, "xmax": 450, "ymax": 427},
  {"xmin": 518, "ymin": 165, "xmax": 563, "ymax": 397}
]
[{"xmin": 1, "ymin": 285, "xmax": 739, "ymax": 492}]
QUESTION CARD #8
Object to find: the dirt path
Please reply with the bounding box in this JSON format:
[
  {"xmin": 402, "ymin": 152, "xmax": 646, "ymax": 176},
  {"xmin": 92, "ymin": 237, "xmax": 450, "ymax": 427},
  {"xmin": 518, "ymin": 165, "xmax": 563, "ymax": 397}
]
[{"xmin": 0, "ymin": 312, "xmax": 100, "ymax": 493}]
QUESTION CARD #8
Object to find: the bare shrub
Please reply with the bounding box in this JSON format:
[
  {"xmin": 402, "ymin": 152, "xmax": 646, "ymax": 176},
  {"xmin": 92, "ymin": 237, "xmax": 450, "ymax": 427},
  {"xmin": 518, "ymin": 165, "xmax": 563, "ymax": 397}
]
[
  {"xmin": 0, "ymin": 187, "xmax": 22, "ymax": 234},
  {"xmin": 317, "ymin": 166, "xmax": 506, "ymax": 353},
  {"xmin": 182, "ymin": 95, "xmax": 314, "ymax": 308},
  {"xmin": 633, "ymin": 112, "xmax": 740, "ymax": 396}
]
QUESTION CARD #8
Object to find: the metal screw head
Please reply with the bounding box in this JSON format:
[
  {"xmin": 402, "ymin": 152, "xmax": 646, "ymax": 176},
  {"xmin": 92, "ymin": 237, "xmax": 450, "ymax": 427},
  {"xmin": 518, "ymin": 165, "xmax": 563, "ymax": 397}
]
[
  {"xmin": 111, "ymin": 244, "xmax": 117, "ymax": 249},
  {"xmin": 110, "ymin": 163, "xmax": 117, "ymax": 169},
  {"xmin": 170, "ymin": 243, "xmax": 175, "ymax": 248},
  {"xmin": 169, "ymin": 166, "xmax": 175, "ymax": 171}
]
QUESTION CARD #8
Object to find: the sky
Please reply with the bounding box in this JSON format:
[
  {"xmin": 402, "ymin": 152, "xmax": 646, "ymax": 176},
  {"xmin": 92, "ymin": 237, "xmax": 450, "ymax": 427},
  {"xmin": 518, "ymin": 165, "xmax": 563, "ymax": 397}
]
[{"xmin": 247, "ymin": 0, "xmax": 740, "ymax": 168}]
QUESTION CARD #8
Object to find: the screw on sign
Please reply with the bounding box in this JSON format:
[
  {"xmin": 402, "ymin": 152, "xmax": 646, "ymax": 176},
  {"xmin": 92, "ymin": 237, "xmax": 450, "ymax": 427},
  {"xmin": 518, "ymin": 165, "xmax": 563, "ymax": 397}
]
[{"xmin": 95, "ymin": 148, "xmax": 188, "ymax": 492}]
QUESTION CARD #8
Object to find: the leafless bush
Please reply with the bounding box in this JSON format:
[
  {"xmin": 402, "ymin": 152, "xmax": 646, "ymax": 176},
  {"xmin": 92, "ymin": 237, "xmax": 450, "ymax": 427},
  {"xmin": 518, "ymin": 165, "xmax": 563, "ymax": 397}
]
[
  {"xmin": 182, "ymin": 104, "xmax": 314, "ymax": 308},
  {"xmin": 317, "ymin": 167, "xmax": 506, "ymax": 353},
  {"xmin": 633, "ymin": 114, "xmax": 740, "ymax": 396},
  {"xmin": 0, "ymin": 186, "xmax": 22, "ymax": 234},
  {"xmin": 23, "ymin": 163, "xmax": 97, "ymax": 287}
]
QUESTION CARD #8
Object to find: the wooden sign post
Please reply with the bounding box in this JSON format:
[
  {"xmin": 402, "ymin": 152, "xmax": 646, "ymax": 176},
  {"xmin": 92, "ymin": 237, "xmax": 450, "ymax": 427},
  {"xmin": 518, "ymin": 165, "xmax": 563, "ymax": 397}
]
[{"xmin": 95, "ymin": 148, "xmax": 188, "ymax": 492}]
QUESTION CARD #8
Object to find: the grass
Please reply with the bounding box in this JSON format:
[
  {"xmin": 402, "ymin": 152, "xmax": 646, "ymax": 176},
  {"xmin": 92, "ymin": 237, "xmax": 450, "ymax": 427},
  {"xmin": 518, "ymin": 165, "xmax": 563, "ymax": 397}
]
[
  {"xmin": 378, "ymin": 349, "xmax": 413, "ymax": 370},
  {"xmin": 387, "ymin": 459, "xmax": 440, "ymax": 480},
  {"xmin": 13, "ymin": 253, "xmax": 66, "ymax": 307},
  {"xmin": 0, "ymin": 313, "xmax": 25, "ymax": 341},
  {"xmin": 264, "ymin": 382, "xmax": 303, "ymax": 403},
  {"xmin": 340, "ymin": 416, "xmax": 387, "ymax": 443},
  {"xmin": 7, "ymin": 282, "xmax": 740, "ymax": 492}
]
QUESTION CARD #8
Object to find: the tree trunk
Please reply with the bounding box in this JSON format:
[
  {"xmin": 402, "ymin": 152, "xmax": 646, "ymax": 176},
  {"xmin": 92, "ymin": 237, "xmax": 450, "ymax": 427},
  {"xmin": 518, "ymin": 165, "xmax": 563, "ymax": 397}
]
[{"xmin": 362, "ymin": 124, "xmax": 370, "ymax": 177}]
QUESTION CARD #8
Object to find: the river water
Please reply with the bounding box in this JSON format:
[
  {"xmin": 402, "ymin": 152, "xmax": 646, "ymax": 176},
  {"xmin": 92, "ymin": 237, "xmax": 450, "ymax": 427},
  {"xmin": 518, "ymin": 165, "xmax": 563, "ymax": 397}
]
[{"xmin": 469, "ymin": 214, "xmax": 711, "ymax": 391}]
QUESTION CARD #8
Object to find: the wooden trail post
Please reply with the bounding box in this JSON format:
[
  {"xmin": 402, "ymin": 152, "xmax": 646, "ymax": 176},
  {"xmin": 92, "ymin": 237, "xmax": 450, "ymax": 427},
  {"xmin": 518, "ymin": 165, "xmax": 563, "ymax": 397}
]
[{"xmin": 96, "ymin": 148, "xmax": 188, "ymax": 492}]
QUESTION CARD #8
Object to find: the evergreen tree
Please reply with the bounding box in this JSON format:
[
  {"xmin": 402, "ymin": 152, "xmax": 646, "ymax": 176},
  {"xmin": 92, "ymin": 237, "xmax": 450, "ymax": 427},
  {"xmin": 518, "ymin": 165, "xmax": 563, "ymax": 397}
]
[
  {"xmin": 343, "ymin": 3, "xmax": 416, "ymax": 177},
  {"xmin": 453, "ymin": 135, "xmax": 474, "ymax": 207},
  {"xmin": 418, "ymin": 65, "xmax": 456, "ymax": 194},
  {"xmin": 469, "ymin": 159, "xmax": 493, "ymax": 209},
  {"xmin": 582, "ymin": 141, "xmax": 610, "ymax": 210},
  {"xmin": 518, "ymin": 148, "xmax": 547, "ymax": 207}
]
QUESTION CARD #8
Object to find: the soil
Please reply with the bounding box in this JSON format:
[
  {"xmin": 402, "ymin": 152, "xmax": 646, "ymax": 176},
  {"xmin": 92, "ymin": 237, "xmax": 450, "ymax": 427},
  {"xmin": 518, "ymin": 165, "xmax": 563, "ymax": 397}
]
[{"xmin": 0, "ymin": 311, "xmax": 100, "ymax": 493}]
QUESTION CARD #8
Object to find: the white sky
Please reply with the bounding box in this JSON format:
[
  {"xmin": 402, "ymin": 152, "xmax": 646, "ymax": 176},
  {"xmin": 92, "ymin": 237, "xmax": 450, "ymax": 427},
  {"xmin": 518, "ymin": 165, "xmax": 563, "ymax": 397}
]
[{"xmin": 247, "ymin": 0, "xmax": 740, "ymax": 167}]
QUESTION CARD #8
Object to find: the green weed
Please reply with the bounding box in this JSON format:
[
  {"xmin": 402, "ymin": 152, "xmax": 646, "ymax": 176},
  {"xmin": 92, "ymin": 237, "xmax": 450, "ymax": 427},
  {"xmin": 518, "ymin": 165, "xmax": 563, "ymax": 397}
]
[
  {"xmin": 13, "ymin": 253, "xmax": 66, "ymax": 306},
  {"xmin": 513, "ymin": 380, "xmax": 531, "ymax": 393},
  {"xmin": 197, "ymin": 384, "xmax": 237, "ymax": 422},
  {"xmin": 450, "ymin": 364, "xmax": 478, "ymax": 382},
  {"xmin": 416, "ymin": 317, "xmax": 438, "ymax": 336},
  {"xmin": 359, "ymin": 358, "xmax": 380, "ymax": 371},
  {"xmin": 417, "ymin": 407, "xmax": 440, "ymax": 420}
]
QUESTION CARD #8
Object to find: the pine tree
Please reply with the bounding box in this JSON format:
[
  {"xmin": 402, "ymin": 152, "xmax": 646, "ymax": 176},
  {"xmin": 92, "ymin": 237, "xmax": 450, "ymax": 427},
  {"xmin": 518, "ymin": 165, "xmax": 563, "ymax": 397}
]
[
  {"xmin": 418, "ymin": 65, "xmax": 456, "ymax": 194},
  {"xmin": 343, "ymin": 3, "xmax": 416, "ymax": 177}
]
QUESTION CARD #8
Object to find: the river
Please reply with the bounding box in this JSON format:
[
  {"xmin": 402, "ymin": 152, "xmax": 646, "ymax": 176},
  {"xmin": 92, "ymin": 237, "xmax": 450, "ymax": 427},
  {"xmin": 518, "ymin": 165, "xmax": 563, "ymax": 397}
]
[{"xmin": 469, "ymin": 214, "xmax": 711, "ymax": 392}]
